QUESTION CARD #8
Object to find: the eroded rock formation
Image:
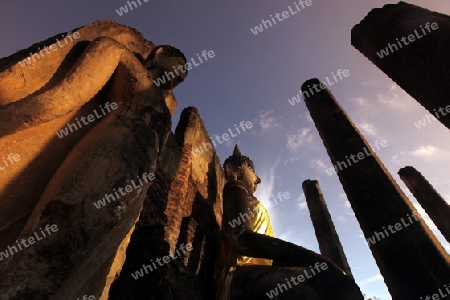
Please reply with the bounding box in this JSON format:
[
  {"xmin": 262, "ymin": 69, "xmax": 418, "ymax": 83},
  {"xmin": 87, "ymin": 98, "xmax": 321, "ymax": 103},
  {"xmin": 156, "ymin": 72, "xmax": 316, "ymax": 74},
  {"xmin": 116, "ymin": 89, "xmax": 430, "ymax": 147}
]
[{"xmin": 0, "ymin": 20, "xmax": 223, "ymax": 299}]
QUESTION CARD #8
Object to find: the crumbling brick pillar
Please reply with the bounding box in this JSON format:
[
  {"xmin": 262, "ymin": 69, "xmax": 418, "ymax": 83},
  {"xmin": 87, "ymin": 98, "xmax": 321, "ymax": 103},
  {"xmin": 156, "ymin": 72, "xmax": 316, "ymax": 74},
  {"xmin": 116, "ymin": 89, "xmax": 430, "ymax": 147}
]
[
  {"xmin": 351, "ymin": 1, "xmax": 450, "ymax": 130},
  {"xmin": 301, "ymin": 78, "xmax": 450, "ymax": 299},
  {"xmin": 302, "ymin": 179, "xmax": 354, "ymax": 280},
  {"xmin": 398, "ymin": 166, "xmax": 450, "ymax": 244}
]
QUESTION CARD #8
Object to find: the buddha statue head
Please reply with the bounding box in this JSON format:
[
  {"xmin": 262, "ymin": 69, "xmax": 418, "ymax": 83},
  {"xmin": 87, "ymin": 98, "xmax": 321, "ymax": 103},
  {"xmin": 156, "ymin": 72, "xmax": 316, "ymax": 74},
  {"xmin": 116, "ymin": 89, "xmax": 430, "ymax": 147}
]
[
  {"xmin": 223, "ymin": 145, "xmax": 261, "ymax": 194},
  {"xmin": 145, "ymin": 45, "xmax": 188, "ymax": 90}
]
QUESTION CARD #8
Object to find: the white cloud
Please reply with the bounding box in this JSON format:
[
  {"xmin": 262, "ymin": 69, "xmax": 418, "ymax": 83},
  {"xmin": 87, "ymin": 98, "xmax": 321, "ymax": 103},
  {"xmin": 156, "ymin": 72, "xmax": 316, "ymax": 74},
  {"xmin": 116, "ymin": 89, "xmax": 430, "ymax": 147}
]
[
  {"xmin": 410, "ymin": 145, "xmax": 437, "ymax": 157},
  {"xmin": 361, "ymin": 80, "xmax": 377, "ymax": 86},
  {"xmin": 306, "ymin": 113, "xmax": 314, "ymax": 124},
  {"xmin": 297, "ymin": 193, "xmax": 308, "ymax": 210},
  {"xmin": 376, "ymin": 84, "xmax": 413, "ymax": 111},
  {"xmin": 254, "ymin": 155, "xmax": 282, "ymax": 216},
  {"xmin": 298, "ymin": 201, "xmax": 308, "ymax": 210},
  {"xmin": 258, "ymin": 110, "xmax": 283, "ymax": 133},
  {"xmin": 286, "ymin": 127, "xmax": 313, "ymax": 153},
  {"xmin": 343, "ymin": 200, "xmax": 351, "ymax": 209},
  {"xmin": 336, "ymin": 215, "xmax": 346, "ymax": 223},
  {"xmin": 358, "ymin": 274, "xmax": 384, "ymax": 287},
  {"xmin": 392, "ymin": 145, "xmax": 450, "ymax": 164},
  {"xmin": 310, "ymin": 158, "xmax": 328, "ymax": 170},
  {"xmin": 357, "ymin": 122, "xmax": 378, "ymax": 137},
  {"xmin": 351, "ymin": 97, "xmax": 368, "ymax": 107}
]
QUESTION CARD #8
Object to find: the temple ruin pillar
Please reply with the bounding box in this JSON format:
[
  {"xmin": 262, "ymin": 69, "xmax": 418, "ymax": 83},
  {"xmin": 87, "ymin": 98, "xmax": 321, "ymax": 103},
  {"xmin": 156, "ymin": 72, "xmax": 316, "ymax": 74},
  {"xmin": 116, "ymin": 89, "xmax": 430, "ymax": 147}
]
[
  {"xmin": 301, "ymin": 78, "xmax": 450, "ymax": 299},
  {"xmin": 398, "ymin": 166, "xmax": 450, "ymax": 244},
  {"xmin": 302, "ymin": 179, "xmax": 354, "ymax": 280},
  {"xmin": 351, "ymin": 2, "xmax": 450, "ymax": 130}
]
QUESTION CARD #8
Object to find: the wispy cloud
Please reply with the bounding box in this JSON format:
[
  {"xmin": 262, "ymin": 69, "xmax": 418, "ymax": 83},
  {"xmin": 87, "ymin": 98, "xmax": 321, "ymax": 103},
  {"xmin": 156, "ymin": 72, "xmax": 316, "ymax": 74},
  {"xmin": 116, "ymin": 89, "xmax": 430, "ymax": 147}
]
[
  {"xmin": 392, "ymin": 145, "xmax": 450, "ymax": 164},
  {"xmin": 310, "ymin": 158, "xmax": 328, "ymax": 170},
  {"xmin": 351, "ymin": 97, "xmax": 368, "ymax": 107},
  {"xmin": 410, "ymin": 145, "xmax": 438, "ymax": 157},
  {"xmin": 286, "ymin": 127, "xmax": 313, "ymax": 153},
  {"xmin": 358, "ymin": 274, "xmax": 383, "ymax": 287},
  {"xmin": 257, "ymin": 110, "xmax": 283, "ymax": 133},
  {"xmin": 297, "ymin": 193, "xmax": 307, "ymax": 210},
  {"xmin": 357, "ymin": 121, "xmax": 378, "ymax": 137},
  {"xmin": 361, "ymin": 80, "xmax": 377, "ymax": 86},
  {"xmin": 377, "ymin": 84, "xmax": 413, "ymax": 111},
  {"xmin": 343, "ymin": 200, "xmax": 351, "ymax": 209},
  {"xmin": 254, "ymin": 155, "xmax": 282, "ymax": 216},
  {"xmin": 336, "ymin": 215, "xmax": 347, "ymax": 223}
]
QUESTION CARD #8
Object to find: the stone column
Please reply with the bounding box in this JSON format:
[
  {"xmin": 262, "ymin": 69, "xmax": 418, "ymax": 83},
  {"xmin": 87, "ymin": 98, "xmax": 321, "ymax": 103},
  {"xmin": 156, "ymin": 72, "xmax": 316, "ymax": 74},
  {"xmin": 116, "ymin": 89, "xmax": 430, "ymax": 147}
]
[
  {"xmin": 302, "ymin": 179, "xmax": 354, "ymax": 280},
  {"xmin": 398, "ymin": 166, "xmax": 450, "ymax": 244},
  {"xmin": 301, "ymin": 78, "xmax": 450, "ymax": 299},
  {"xmin": 351, "ymin": 2, "xmax": 450, "ymax": 130}
]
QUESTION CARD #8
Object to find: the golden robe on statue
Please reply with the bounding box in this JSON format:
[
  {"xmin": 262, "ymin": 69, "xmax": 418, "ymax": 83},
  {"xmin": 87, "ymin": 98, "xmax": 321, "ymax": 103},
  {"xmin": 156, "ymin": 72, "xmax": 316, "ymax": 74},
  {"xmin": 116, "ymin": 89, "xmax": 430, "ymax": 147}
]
[
  {"xmin": 237, "ymin": 201, "xmax": 274, "ymax": 266},
  {"xmin": 218, "ymin": 199, "xmax": 274, "ymax": 300}
]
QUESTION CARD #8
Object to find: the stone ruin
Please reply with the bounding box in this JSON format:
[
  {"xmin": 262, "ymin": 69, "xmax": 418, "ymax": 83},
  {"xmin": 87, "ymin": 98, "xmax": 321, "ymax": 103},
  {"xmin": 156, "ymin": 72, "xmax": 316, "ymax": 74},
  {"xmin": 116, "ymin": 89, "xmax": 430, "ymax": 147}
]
[
  {"xmin": 0, "ymin": 20, "xmax": 224, "ymax": 299},
  {"xmin": 0, "ymin": 1, "xmax": 449, "ymax": 299}
]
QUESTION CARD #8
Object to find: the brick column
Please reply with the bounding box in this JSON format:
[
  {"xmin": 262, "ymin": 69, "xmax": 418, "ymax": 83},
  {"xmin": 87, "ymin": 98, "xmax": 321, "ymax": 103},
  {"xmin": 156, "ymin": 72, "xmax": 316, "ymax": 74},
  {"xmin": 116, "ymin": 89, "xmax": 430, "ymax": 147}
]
[
  {"xmin": 302, "ymin": 179, "xmax": 354, "ymax": 280},
  {"xmin": 301, "ymin": 78, "xmax": 450, "ymax": 299},
  {"xmin": 351, "ymin": 2, "xmax": 450, "ymax": 130},
  {"xmin": 398, "ymin": 166, "xmax": 450, "ymax": 244}
]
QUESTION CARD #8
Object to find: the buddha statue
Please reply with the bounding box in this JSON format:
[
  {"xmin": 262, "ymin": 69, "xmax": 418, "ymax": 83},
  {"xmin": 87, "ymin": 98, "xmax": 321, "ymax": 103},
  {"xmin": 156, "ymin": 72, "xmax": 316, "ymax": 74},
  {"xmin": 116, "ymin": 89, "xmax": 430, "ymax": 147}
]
[{"xmin": 216, "ymin": 145, "xmax": 364, "ymax": 299}]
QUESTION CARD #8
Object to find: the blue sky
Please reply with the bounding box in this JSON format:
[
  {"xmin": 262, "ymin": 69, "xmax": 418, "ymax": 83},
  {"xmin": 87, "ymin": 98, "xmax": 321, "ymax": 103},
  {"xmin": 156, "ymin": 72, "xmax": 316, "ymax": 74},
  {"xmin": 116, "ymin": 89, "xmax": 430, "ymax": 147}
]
[{"xmin": 2, "ymin": 0, "xmax": 450, "ymax": 298}]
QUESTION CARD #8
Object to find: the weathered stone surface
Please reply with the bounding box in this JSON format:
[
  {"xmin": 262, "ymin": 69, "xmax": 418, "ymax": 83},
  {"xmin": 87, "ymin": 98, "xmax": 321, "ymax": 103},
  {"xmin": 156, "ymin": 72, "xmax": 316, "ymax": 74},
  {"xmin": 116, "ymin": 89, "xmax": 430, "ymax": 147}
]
[
  {"xmin": 108, "ymin": 107, "xmax": 225, "ymax": 299},
  {"xmin": 302, "ymin": 179, "xmax": 354, "ymax": 280},
  {"xmin": 0, "ymin": 19, "xmax": 153, "ymax": 106},
  {"xmin": 0, "ymin": 20, "xmax": 155, "ymax": 255},
  {"xmin": 302, "ymin": 78, "xmax": 450, "ymax": 299},
  {"xmin": 0, "ymin": 19, "xmax": 214, "ymax": 300},
  {"xmin": 399, "ymin": 166, "xmax": 450, "ymax": 244},
  {"xmin": 351, "ymin": 1, "xmax": 450, "ymax": 130},
  {"xmin": 0, "ymin": 30, "xmax": 172, "ymax": 299}
]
